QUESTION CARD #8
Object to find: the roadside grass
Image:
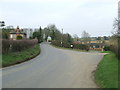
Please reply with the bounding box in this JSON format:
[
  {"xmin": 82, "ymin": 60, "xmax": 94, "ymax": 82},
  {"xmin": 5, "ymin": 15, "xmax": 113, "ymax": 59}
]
[
  {"xmin": 2, "ymin": 44, "xmax": 40, "ymax": 67},
  {"xmin": 100, "ymin": 51, "xmax": 112, "ymax": 53},
  {"xmin": 95, "ymin": 52, "xmax": 119, "ymax": 88}
]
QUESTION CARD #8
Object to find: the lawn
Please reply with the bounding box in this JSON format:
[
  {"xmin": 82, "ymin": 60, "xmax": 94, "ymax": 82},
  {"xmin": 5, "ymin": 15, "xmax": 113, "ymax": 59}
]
[
  {"xmin": 2, "ymin": 44, "xmax": 40, "ymax": 67},
  {"xmin": 95, "ymin": 52, "xmax": 119, "ymax": 88}
]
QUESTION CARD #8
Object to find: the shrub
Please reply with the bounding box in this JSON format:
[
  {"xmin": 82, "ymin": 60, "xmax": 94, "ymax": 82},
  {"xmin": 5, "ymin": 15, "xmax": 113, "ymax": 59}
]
[
  {"xmin": 2, "ymin": 32, "xmax": 9, "ymax": 39},
  {"xmin": 51, "ymin": 40, "xmax": 61, "ymax": 47},
  {"xmin": 2, "ymin": 39, "xmax": 38, "ymax": 54},
  {"xmin": 51, "ymin": 40, "xmax": 89, "ymax": 51},
  {"xmin": 51, "ymin": 40, "xmax": 72, "ymax": 48},
  {"xmin": 73, "ymin": 44, "xmax": 89, "ymax": 51},
  {"xmin": 2, "ymin": 39, "xmax": 10, "ymax": 54},
  {"xmin": 16, "ymin": 35, "xmax": 23, "ymax": 40},
  {"xmin": 110, "ymin": 36, "xmax": 120, "ymax": 60},
  {"xmin": 118, "ymin": 38, "xmax": 120, "ymax": 60},
  {"xmin": 103, "ymin": 46, "xmax": 110, "ymax": 51},
  {"xmin": 62, "ymin": 42, "xmax": 71, "ymax": 48},
  {"xmin": 11, "ymin": 40, "xmax": 23, "ymax": 52},
  {"xmin": 11, "ymin": 39, "xmax": 38, "ymax": 52}
]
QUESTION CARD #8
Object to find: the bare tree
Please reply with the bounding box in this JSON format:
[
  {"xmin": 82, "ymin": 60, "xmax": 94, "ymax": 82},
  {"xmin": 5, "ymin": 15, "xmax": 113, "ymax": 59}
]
[
  {"xmin": 113, "ymin": 18, "xmax": 120, "ymax": 36},
  {"xmin": 46, "ymin": 24, "xmax": 61, "ymax": 41},
  {"xmin": 73, "ymin": 34, "xmax": 79, "ymax": 41},
  {"xmin": 111, "ymin": 18, "xmax": 120, "ymax": 60},
  {"xmin": 81, "ymin": 30, "xmax": 91, "ymax": 44}
]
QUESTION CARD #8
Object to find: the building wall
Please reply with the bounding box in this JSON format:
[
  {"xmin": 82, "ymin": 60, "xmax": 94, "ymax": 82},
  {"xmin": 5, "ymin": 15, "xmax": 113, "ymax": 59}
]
[
  {"xmin": 23, "ymin": 28, "xmax": 33, "ymax": 38},
  {"xmin": 10, "ymin": 34, "xmax": 26, "ymax": 40},
  {"xmin": 10, "ymin": 34, "xmax": 16, "ymax": 40}
]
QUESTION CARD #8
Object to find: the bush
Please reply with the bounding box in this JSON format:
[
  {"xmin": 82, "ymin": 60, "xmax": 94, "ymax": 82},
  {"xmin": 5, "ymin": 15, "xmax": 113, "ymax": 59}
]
[
  {"xmin": 51, "ymin": 40, "xmax": 72, "ymax": 48},
  {"xmin": 117, "ymin": 37, "xmax": 120, "ymax": 60},
  {"xmin": 11, "ymin": 39, "xmax": 38, "ymax": 52},
  {"xmin": 73, "ymin": 44, "xmax": 89, "ymax": 51},
  {"xmin": 2, "ymin": 32, "xmax": 9, "ymax": 39},
  {"xmin": 16, "ymin": 35, "xmax": 23, "ymax": 40},
  {"xmin": 62, "ymin": 42, "xmax": 71, "ymax": 48},
  {"xmin": 2, "ymin": 39, "xmax": 10, "ymax": 54},
  {"xmin": 51, "ymin": 40, "xmax": 89, "ymax": 51},
  {"xmin": 109, "ymin": 36, "xmax": 120, "ymax": 60},
  {"xmin": 51, "ymin": 40, "xmax": 61, "ymax": 47},
  {"xmin": 2, "ymin": 39, "xmax": 38, "ymax": 54},
  {"xmin": 110, "ymin": 45, "xmax": 119, "ymax": 60},
  {"xmin": 103, "ymin": 46, "xmax": 110, "ymax": 51}
]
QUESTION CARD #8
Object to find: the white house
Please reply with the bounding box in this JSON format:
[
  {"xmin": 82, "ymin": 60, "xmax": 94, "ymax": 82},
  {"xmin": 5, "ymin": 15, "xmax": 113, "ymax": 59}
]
[
  {"xmin": 47, "ymin": 36, "xmax": 52, "ymax": 42},
  {"xmin": 23, "ymin": 28, "xmax": 33, "ymax": 38}
]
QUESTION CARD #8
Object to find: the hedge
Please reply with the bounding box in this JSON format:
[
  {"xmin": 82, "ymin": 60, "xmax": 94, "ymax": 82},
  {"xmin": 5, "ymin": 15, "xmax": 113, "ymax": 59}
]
[
  {"xmin": 110, "ymin": 36, "xmax": 120, "ymax": 60},
  {"xmin": 2, "ymin": 39, "xmax": 38, "ymax": 54},
  {"xmin": 51, "ymin": 40, "xmax": 89, "ymax": 51},
  {"xmin": 73, "ymin": 43, "xmax": 89, "ymax": 50},
  {"xmin": 16, "ymin": 35, "xmax": 23, "ymax": 40},
  {"xmin": 103, "ymin": 46, "xmax": 110, "ymax": 51},
  {"xmin": 2, "ymin": 39, "xmax": 10, "ymax": 54}
]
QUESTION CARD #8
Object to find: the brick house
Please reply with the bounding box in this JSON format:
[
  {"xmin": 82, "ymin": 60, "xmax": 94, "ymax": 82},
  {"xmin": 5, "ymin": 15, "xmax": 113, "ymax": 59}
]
[{"xmin": 9, "ymin": 26, "xmax": 26, "ymax": 40}]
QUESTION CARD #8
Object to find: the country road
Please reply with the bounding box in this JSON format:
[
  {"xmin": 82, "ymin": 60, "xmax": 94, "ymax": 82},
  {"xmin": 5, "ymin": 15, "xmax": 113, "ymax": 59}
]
[{"xmin": 2, "ymin": 42, "xmax": 105, "ymax": 88}]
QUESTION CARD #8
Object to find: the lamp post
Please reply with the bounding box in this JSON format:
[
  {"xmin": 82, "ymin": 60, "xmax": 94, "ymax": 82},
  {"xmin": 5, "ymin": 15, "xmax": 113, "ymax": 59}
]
[{"xmin": 61, "ymin": 28, "xmax": 63, "ymax": 47}]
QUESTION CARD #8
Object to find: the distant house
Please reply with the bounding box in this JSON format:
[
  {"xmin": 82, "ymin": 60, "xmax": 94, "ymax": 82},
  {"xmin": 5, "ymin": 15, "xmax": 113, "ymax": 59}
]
[
  {"xmin": 88, "ymin": 40, "xmax": 104, "ymax": 51},
  {"xmin": 73, "ymin": 41, "xmax": 82, "ymax": 44},
  {"xmin": 9, "ymin": 26, "xmax": 26, "ymax": 40},
  {"xmin": 73, "ymin": 39, "xmax": 110, "ymax": 51},
  {"xmin": 47, "ymin": 36, "xmax": 52, "ymax": 42},
  {"xmin": 23, "ymin": 28, "xmax": 33, "ymax": 38}
]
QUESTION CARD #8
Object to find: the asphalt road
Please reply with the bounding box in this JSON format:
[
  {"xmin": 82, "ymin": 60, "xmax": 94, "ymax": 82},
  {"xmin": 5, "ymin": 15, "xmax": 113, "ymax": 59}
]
[{"xmin": 2, "ymin": 42, "xmax": 105, "ymax": 88}]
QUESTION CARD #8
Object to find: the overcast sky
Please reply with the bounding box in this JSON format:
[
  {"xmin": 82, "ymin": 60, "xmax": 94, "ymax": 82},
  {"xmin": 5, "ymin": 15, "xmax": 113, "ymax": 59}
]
[{"xmin": 0, "ymin": 0, "xmax": 118, "ymax": 37}]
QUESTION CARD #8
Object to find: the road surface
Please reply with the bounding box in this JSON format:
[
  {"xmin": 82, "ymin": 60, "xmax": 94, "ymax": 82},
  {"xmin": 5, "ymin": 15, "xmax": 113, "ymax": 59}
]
[{"xmin": 2, "ymin": 43, "xmax": 105, "ymax": 88}]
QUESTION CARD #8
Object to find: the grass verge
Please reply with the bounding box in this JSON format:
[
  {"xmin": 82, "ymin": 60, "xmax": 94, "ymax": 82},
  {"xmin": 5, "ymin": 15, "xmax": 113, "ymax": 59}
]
[
  {"xmin": 100, "ymin": 51, "xmax": 112, "ymax": 53},
  {"xmin": 95, "ymin": 52, "xmax": 119, "ymax": 88},
  {"xmin": 2, "ymin": 44, "xmax": 40, "ymax": 67}
]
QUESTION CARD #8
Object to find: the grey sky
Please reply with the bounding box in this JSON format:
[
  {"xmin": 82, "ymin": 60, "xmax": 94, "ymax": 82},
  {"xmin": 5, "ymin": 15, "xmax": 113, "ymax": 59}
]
[{"xmin": 0, "ymin": 0, "xmax": 118, "ymax": 37}]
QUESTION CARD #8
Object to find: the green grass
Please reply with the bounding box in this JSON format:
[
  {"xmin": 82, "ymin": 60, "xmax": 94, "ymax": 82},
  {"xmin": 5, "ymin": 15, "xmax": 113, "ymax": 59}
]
[
  {"xmin": 95, "ymin": 52, "xmax": 119, "ymax": 88},
  {"xmin": 2, "ymin": 44, "xmax": 40, "ymax": 67},
  {"xmin": 100, "ymin": 51, "xmax": 112, "ymax": 53}
]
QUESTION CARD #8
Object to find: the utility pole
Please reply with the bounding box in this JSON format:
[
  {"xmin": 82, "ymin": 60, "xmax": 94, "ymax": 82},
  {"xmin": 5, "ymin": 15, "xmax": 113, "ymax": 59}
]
[{"xmin": 61, "ymin": 28, "xmax": 63, "ymax": 47}]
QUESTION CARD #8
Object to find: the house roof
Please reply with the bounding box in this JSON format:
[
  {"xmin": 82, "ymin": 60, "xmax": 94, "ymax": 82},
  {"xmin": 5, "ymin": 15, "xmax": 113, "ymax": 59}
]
[
  {"xmin": 10, "ymin": 32, "xmax": 26, "ymax": 35},
  {"xmin": 9, "ymin": 26, "xmax": 27, "ymax": 35}
]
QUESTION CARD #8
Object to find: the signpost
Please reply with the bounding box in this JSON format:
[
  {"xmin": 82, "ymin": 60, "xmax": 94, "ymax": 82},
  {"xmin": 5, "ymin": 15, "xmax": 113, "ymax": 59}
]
[{"xmin": 0, "ymin": 21, "xmax": 5, "ymax": 27}]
